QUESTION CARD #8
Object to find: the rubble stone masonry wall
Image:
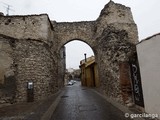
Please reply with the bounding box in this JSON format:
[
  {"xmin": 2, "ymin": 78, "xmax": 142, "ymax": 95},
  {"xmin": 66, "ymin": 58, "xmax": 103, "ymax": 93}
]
[
  {"xmin": 0, "ymin": 14, "xmax": 53, "ymax": 44},
  {"xmin": 0, "ymin": 1, "xmax": 138, "ymax": 104},
  {"xmin": 0, "ymin": 35, "xmax": 58, "ymax": 103},
  {"xmin": 14, "ymin": 40, "xmax": 57, "ymax": 102}
]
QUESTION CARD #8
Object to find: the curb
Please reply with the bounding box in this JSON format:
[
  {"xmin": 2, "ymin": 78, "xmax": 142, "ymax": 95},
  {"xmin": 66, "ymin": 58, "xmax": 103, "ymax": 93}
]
[
  {"xmin": 40, "ymin": 90, "xmax": 64, "ymax": 120},
  {"xmin": 92, "ymin": 89, "xmax": 146, "ymax": 120}
]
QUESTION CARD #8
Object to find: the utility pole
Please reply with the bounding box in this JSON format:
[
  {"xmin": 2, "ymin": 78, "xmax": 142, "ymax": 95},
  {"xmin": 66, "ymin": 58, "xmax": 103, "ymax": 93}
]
[
  {"xmin": 6, "ymin": 4, "xmax": 11, "ymax": 15},
  {"xmin": 1, "ymin": 2, "xmax": 14, "ymax": 16}
]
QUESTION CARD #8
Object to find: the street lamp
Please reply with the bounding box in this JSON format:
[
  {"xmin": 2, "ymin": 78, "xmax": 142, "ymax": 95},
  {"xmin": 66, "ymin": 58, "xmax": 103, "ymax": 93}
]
[{"xmin": 84, "ymin": 53, "xmax": 87, "ymax": 62}]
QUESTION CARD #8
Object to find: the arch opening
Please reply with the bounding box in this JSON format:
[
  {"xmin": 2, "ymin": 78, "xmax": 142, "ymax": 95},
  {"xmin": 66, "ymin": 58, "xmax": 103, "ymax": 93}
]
[{"xmin": 60, "ymin": 39, "xmax": 99, "ymax": 87}]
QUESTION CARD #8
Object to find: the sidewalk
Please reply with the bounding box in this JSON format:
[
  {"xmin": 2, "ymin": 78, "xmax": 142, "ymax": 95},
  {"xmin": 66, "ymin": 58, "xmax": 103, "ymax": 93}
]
[
  {"xmin": 92, "ymin": 88, "xmax": 159, "ymax": 120},
  {"xmin": 0, "ymin": 90, "xmax": 63, "ymax": 120}
]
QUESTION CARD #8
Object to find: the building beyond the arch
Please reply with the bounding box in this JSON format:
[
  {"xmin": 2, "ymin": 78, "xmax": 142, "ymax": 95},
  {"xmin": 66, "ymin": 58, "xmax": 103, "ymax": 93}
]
[{"xmin": 0, "ymin": 1, "xmax": 138, "ymax": 107}]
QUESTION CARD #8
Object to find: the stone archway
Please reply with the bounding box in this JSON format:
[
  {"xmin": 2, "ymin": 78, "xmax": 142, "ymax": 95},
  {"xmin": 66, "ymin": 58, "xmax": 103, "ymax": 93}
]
[
  {"xmin": 52, "ymin": 1, "xmax": 138, "ymax": 103},
  {"xmin": 57, "ymin": 39, "xmax": 97, "ymax": 87},
  {"xmin": 0, "ymin": 1, "xmax": 138, "ymax": 103}
]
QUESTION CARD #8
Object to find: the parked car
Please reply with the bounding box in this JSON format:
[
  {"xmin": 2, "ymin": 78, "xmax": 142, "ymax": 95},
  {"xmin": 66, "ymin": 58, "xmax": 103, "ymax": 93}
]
[
  {"xmin": 67, "ymin": 80, "xmax": 76, "ymax": 85},
  {"xmin": 68, "ymin": 81, "xmax": 73, "ymax": 85},
  {"xmin": 70, "ymin": 80, "xmax": 76, "ymax": 84}
]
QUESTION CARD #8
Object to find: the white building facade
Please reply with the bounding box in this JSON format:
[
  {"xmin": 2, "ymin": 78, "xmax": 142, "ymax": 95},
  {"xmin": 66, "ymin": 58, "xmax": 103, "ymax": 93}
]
[{"xmin": 137, "ymin": 33, "xmax": 160, "ymax": 118}]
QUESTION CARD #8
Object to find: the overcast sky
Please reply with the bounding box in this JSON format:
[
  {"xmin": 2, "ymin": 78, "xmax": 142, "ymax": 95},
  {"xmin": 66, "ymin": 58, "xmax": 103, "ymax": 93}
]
[{"xmin": 0, "ymin": 0, "xmax": 160, "ymax": 69}]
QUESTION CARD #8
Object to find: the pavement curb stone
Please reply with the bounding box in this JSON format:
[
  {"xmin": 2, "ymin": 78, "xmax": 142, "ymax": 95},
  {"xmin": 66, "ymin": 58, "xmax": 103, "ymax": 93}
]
[
  {"xmin": 91, "ymin": 89, "xmax": 146, "ymax": 120},
  {"xmin": 40, "ymin": 90, "xmax": 64, "ymax": 120}
]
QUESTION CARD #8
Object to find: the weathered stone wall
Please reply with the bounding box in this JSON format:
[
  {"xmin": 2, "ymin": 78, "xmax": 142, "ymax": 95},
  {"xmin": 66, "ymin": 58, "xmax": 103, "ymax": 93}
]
[
  {"xmin": 0, "ymin": 36, "xmax": 14, "ymax": 84},
  {"xmin": 57, "ymin": 46, "xmax": 66, "ymax": 88},
  {"xmin": 53, "ymin": 1, "xmax": 138, "ymax": 103},
  {"xmin": 52, "ymin": 21, "xmax": 96, "ymax": 50},
  {"xmin": 13, "ymin": 39, "xmax": 58, "ymax": 102},
  {"xmin": 0, "ymin": 14, "xmax": 53, "ymax": 44},
  {"xmin": 0, "ymin": 34, "xmax": 59, "ymax": 103},
  {"xmin": 96, "ymin": 1, "xmax": 138, "ymax": 44},
  {"xmin": 0, "ymin": 35, "xmax": 16, "ymax": 103},
  {"xmin": 0, "ymin": 1, "xmax": 138, "ymax": 104},
  {"xmin": 95, "ymin": 26, "xmax": 136, "ymax": 102},
  {"xmin": 0, "ymin": 14, "xmax": 59, "ymax": 103}
]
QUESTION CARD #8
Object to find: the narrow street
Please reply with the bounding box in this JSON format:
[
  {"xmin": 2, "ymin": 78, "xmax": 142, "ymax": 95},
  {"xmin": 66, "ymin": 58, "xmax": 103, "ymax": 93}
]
[{"xmin": 50, "ymin": 81, "xmax": 131, "ymax": 120}]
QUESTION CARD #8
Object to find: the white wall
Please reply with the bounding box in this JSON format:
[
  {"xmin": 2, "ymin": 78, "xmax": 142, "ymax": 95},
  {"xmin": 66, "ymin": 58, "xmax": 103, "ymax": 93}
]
[{"xmin": 137, "ymin": 34, "xmax": 160, "ymax": 117}]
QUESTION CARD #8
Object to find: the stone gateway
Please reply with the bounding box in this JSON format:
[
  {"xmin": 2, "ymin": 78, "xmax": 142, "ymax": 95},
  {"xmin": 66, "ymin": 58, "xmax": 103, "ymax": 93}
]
[{"xmin": 0, "ymin": 1, "xmax": 138, "ymax": 104}]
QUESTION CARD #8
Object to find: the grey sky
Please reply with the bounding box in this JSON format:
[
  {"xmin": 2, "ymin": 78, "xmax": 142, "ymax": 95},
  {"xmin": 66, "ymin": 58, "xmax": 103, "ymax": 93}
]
[
  {"xmin": 0, "ymin": 0, "xmax": 160, "ymax": 69},
  {"xmin": 65, "ymin": 40, "xmax": 94, "ymax": 69}
]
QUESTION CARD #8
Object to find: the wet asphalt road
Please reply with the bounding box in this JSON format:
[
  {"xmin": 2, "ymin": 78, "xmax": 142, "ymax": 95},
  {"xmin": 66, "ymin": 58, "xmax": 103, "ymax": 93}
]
[{"xmin": 50, "ymin": 81, "xmax": 131, "ymax": 120}]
